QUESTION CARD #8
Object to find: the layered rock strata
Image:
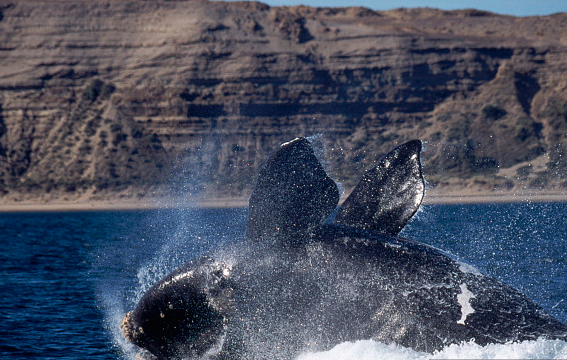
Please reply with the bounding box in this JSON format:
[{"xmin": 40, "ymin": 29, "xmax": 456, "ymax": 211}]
[{"xmin": 0, "ymin": 0, "xmax": 566, "ymax": 202}]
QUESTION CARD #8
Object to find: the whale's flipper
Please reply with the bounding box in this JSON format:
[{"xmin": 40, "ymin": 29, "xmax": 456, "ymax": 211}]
[
  {"xmin": 335, "ymin": 140, "xmax": 424, "ymax": 235},
  {"xmin": 247, "ymin": 138, "xmax": 339, "ymax": 246}
]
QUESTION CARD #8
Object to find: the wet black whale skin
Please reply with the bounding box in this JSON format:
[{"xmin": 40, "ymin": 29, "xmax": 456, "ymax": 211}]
[{"xmin": 122, "ymin": 138, "xmax": 567, "ymax": 360}]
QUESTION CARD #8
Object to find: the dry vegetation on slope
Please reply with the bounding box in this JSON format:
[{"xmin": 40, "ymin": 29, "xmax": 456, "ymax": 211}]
[{"xmin": 0, "ymin": 0, "xmax": 566, "ymax": 204}]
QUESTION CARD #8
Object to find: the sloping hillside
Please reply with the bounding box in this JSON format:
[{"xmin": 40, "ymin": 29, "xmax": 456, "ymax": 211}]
[{"xmin": 0, "ymin": 0, "xmax": 566, "ymax": 203}]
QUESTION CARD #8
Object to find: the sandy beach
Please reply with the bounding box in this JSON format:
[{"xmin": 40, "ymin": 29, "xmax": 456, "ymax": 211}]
[{"xmin": 0, "ymin": 190, "xmax": 566, "ymax": 213}]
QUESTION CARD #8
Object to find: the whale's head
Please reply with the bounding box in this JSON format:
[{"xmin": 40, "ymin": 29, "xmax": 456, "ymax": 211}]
[{"xmin": 121, "ymin": 270, "xmax": 225, "ymax": 359}]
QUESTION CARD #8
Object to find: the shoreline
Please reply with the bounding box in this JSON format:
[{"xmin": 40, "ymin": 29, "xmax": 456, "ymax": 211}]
[
  {"xmin": 0, "ymin": 192, "xmax": 566, "ymax": 212},
  {"xmin": 422, "ymin": 193, "xmax": 567, "ymax": 205}
]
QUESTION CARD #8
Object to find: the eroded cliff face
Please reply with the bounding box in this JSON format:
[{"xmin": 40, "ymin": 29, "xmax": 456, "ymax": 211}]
[{"xmin": 0, "ymin": 0, "xmax": 566, "ymax": 202}]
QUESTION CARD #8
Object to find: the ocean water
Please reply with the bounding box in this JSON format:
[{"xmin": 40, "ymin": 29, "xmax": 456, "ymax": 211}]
[{"xmin": 0, "ymin": 203, "xmax": 565, "ymax": 359}]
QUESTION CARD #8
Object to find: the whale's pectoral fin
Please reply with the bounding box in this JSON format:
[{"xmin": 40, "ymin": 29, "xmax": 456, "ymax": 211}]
[
  {"xmin": 246, "ymin": 137, "xmax": 339, "ymax": 245},
  {"xmin": 335, "ymin": 140, "xmax": 424, "ymax": 235}
]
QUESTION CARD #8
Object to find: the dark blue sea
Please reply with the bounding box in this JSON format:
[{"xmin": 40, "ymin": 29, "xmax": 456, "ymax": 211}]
[{"xmin": 1, "ymin": 203, "xmax": 566, "ymax": 359}]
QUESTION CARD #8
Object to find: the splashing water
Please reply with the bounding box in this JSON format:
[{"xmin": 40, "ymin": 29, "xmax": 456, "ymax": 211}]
[
  {"xmin": 4, "ymin": 201, "xmax": 561, "ymax": 359},
  {"xmin": 95, "ymin": 208, "xmax": 246, "ymax": 359},
  {"xmin": 98, "ymin": 201, "xmax": 566, "ymax": 360},
  {"xmin": 297, "ymin": 339, "xmax": 567, "ymax": 360}
]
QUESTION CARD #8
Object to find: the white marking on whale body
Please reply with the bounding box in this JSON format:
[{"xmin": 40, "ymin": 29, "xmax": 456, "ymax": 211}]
[
  {"xmin": 458, "ymin": 262, "xmax": 482, "ymax": 276},
  {"xmin": 457, "ymin": 283, "xmax": 476, "ymax": 325}
]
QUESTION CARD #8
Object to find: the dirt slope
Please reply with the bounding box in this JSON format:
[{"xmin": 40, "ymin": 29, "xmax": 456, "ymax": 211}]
[{"xmin": 0, "ymin": 0, "xmax": 566, "ymax": 203}]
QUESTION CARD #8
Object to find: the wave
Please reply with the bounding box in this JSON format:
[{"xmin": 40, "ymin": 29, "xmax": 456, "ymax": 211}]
[{"xmin": 296, "ymin": 338, "xmax": 567, "ymax": 360}]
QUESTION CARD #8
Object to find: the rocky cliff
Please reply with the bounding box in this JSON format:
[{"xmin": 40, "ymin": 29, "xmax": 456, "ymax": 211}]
[{"xmin": 1, "ymin": 0, "xmax": 566, "ymax": 203}]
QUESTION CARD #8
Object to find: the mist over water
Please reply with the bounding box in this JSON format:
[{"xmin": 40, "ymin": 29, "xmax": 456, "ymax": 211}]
[
  {"xmin": 92, "ymin": 208, "xmax": 247, "ymax": 359},
  {"xmin": 111, "ymin": 203, "xmax": 565, "ymax": 359},
  {"xmin": 0, "ymin": 202, "xmax": 565, "ymax": 359}
]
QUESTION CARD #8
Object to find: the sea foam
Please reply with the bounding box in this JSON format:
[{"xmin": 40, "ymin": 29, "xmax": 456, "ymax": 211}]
[{"xmin": 296, "ymin": 338, "xmax": 567, "ymax": 360}]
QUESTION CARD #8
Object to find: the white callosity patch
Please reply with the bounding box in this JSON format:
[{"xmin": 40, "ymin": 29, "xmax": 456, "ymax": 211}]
[
  {"xmin": 456, "ymin": 283, "xmax": 476, "ymax": 325},
  {"xmin": 156, "ymin": 261, "xmax": 233, "ymax": 292},
  {"xmin": 157, "ymin": 270, "xmax": 195, "ymax": 290}
]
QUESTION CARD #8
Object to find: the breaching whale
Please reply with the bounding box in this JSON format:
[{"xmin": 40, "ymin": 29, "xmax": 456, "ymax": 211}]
[{"xmin": 121, "ymin": 138, "xmax": 567, "ymax": 359}]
